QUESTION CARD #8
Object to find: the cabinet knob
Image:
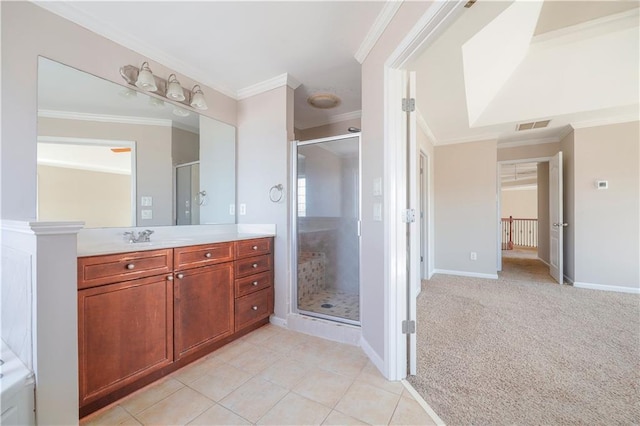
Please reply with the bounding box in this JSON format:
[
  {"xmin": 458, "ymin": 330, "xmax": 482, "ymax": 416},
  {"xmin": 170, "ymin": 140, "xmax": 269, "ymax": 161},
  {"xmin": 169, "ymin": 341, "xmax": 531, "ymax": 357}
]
[
  {"xmin": 205, "ymin": 252, "xmax": 212, "ymax": 258},
  {"xmin": 176, "ymin": 273, "xmax": 184, "ymax": 279},
  {"xmin": 252, "ymin": 306, "xmax": 258, "ymax": 311},
  {"xmin": 252, "ymin": 245, "xmax": 258, "ymax": 250},
  {"xmin": 167, "ymin": 275, "xmax": 174, "ymax": 281},
  {"xmin": 252, "ymin": 263, "xmax": 258, "ymax": 268},
  {"xmin": 126, "ymin": 263, "xmax": 135, "ymax": 270},
  {"xmin": 252, "ymin": 281, "xmax": 259, "ymax": 286}
]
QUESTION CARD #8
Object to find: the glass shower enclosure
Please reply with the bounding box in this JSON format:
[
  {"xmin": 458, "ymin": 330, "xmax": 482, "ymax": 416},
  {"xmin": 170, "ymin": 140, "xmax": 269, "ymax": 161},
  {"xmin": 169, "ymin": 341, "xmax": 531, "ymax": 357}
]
[{"xmin": 292, "ymin": 134, "xmax": 361, "ymax": 325}]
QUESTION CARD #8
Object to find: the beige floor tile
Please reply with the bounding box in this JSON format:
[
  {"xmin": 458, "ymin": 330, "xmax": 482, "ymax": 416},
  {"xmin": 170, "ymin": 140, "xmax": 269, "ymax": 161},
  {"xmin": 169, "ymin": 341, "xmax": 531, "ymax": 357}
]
[
  {"xmin": 258, "ymin": 357, "xmax": 309, "ymax": 389},
  {"xmin": 213, "ymin": 340, "xmax": 258, "ymax": 363},
  {"xmin": 226, "ymin": 345, "xmax": 282, "ymax": 375},
  {"xmin": 390, "ymin": 395, "xmax": 437, "ymax": 426},
  {"xmin": 335, "ymin": 381, "xmax": 401, "ymax": 425},
  {"xmin": 257, "ymin": 392, "xmax": 332, "ymax": 425},
  {"xmin": 219, "ymin": 376, "xmax": 288, "ymax": 423},
  {"xmin": 120, "ymin": 378, "xmax": 184, "ymax": 415},
  {"xmin": 292, "ymin": 367, "xmax": 353, "ymax": 408},
  {"xmin": 188, "ymin": 363, "xmax": 252, "ymax": 402},
  {"xmin": 82, "ymin": 405, "xmax": 136, "ymax": 425},
  {"xmin": 316, "ymin": 349, "xmax": 368, "ymax": 378},
  {"xmin": 172, "ymin": 356, "xmax": 225, "ymax": 385},
  {"xmin": 262, "ymin": 329, "xmax": 310, "ymax": 354},
  {"xmin": 355, "ymin": 362, "xmax": 404, "ymax": 395},
  {"xmin": 135, "ymin": 387, "xmax": 214, "ymax": 425},
  {"xmin": 241, "ymin": 324, "xmax": 284, "ymax": 345},
  {"xmin": 187, "ymin": 403, "xmax": 251, "ymax": 425},
  {"xmin": 289, "ymin": 338, "xmax": 336, "ymax": 368},
  {"xmin": 321, "ymin": 410, "xmax": 368, "ymax": 425}
]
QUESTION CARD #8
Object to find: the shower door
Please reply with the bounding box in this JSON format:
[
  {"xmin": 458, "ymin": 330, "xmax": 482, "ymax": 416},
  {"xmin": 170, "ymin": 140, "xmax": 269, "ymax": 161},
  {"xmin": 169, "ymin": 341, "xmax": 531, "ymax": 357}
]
[
  {"xmin": 175, "ymin": 162, "xmax": 200, "ymax": 225},
  {"xmin": 293, "ymin": 134, "xmax": 361, "ymax": 325}
]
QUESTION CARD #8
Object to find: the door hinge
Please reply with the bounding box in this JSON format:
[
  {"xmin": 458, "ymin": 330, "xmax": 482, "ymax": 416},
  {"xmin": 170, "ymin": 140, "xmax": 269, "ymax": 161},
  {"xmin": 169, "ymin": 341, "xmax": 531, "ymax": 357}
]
[
  {"xmin": 402, "ymin": 98, "xmax": 415, "ymax": 112},
  {"xmin": 402, "ymin": 209, "xmax": 416, "ymax": 223},
  {"xmin": 402, "ymin": 320, "xmax": 416, "ymax": 334}
]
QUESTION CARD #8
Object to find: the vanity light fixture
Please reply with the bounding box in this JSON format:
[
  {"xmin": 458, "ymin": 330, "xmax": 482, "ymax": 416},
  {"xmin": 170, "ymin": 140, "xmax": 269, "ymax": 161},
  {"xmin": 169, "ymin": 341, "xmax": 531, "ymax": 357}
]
[
  {"xmin": 166, "ymin": 74, "xmax": 186, "ymax": 101},
  {"xmin": 135, "ymin": 62, "xmax": 157, "ymax": 92},
  {"xmin": 119, "ymin": 63, "xmax": 208, "ymax": 111},
  {"xmin": 190, "ymin": 85, "xmax": 208, "ymax": 110}
]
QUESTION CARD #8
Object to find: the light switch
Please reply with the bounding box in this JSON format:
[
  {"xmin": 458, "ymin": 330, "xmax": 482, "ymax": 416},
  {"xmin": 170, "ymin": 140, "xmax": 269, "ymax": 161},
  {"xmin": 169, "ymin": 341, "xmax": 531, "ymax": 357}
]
[
  {"xmin": 141, "ymin": 209, "xmax": 153, "ymax": 219},
  {"xmin": 239, "ymin": 204, "xmax": 246, "ymax": 215},
  {"xmin": 229, "ymin": 204, "xmax": 236, "ymax": 215},
  {"xmin": 373, "ymin": 203, "xmax": 382, "ymax": 221},
  {"xmin": 373, "ymin": 177, "xmax": 382, "ymax": 196},
  {"xmin": 141, "ymin": 196, "xmax": 153, "ymax": 206}
]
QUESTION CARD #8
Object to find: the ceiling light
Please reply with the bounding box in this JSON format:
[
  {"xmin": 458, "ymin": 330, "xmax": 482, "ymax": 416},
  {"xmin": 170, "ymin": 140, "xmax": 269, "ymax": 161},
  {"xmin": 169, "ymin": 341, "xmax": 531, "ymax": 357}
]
[
  {"xmin": 135, "ymin": 62, "xmax": 157, "ymax": 92},
  {"xmin": 166, "ymin": 74, "xmax": 186, "ymax": 101},
  {"xmin": 190, "ymin": 85, "xmax": 208, "ymax": 110},
  {"xmin": 307, "ymin": 93, "xmax": 341, "ymax": 109}
]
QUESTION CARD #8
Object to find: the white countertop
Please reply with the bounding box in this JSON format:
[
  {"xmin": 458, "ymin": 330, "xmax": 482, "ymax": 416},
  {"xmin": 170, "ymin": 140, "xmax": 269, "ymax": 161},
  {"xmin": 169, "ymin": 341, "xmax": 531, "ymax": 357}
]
[{"xmin": 77, "ymin": 224, "xmax": 276, "ymax": 257}]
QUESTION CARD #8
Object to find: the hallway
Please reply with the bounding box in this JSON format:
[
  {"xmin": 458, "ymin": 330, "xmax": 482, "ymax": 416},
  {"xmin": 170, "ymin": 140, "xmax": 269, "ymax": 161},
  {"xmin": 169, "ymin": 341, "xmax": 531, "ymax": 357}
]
[{"xmin": 500, "ymin": 247, "xmax": 556, "ymax": 284}]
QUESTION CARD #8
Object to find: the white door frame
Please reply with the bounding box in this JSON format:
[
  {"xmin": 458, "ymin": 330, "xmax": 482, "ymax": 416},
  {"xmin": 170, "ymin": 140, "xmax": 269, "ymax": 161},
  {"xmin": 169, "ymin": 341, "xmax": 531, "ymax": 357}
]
[{"xmin": 383, "ymin": 0, "xmax": 465, "ymax": 381}]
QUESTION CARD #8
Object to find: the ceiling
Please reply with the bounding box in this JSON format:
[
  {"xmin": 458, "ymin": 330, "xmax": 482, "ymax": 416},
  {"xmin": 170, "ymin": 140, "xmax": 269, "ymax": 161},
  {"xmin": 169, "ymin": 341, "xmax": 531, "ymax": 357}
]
[
  {"xmin": 36, "ymin": 1, "xmax": 386, "ymax": 130},
  {"xmin": 409, "ymin": 0, "xmax": 639, "ymax": 147}
]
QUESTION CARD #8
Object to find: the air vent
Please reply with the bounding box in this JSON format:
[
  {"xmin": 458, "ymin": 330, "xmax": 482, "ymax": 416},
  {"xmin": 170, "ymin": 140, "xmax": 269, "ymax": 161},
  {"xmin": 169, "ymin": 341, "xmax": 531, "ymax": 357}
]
[{"xmin": 517, "ymin": 120, "xmax": 551, "ymax": 131}]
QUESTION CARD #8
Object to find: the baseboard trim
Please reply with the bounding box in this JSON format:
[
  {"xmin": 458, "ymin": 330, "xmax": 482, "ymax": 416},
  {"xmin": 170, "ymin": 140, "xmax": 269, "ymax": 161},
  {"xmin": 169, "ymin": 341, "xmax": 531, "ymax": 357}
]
[
  {"xmin": 433, "ymin": 269, "xmax": 499, "ymax": 280},
  {"xmin": 269, "ymin": 315, "xmax": 287, "ymax": 328},
  {"xmin": 537, "ymin": 257, "xmax": 551, "ymax": 267},
  {"xmin": 573, "ymin": 282, "xmax": 640, "ymax": 294},
  {"xmin": 359, "ymin": 336, "xmax": 385, "ymax": 375},
  {"xmin": 401, "ymin": 380, "xmax": 446, "ymax": 426},
  {"xmin": 286, "ymin": 313, "xmax": 361, "ymax": 346}
]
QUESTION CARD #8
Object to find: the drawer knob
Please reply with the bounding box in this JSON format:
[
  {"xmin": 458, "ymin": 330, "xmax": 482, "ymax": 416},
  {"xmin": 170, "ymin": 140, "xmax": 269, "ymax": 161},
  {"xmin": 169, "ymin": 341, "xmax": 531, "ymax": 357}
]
[
  {"xmin": 252, "ymin": 281, "xmax": 259, "ymax": 286},
  {"xmin": 252, "ymin": 245, "xmax": 258, "ymax": 250},
  {"xmin": 176, "ymin": 273, "xmax": 184, "ymax": 279},
  {"xmin": 252, "ymin": 263, "xmax": 258, "ymax": 268},
  {"xmin": 126, "ymin": 263, "xmax": 135, "ymax": 270},
  {"xmin": 205, "ymin": 252, "xmax": 212, "ymax": 258},
  {"xmin": 252, "ymin": 306, "xmax": 258, "ymax": 311},
  {"xmin": 167, "ymin": 275, "xmax": 174, "ymax": 281}
]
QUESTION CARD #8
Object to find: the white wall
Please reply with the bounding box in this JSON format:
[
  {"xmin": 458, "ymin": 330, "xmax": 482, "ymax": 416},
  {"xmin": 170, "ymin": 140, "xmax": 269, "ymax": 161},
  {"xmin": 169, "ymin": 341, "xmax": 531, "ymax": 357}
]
[
  {"xmin": 237, "ymin": 86, "xmax": 293, "ymax": 322},
  {"xmin": 434, "ymin": 140, "xmax": 498, "ymax": 277},
  {"xmin": 501, "ymin": 188, "xmax": 538, "ymax": 218},
  {"xmin": 417, "ymin": 124, "xmax": 435, "ymax": 278}
]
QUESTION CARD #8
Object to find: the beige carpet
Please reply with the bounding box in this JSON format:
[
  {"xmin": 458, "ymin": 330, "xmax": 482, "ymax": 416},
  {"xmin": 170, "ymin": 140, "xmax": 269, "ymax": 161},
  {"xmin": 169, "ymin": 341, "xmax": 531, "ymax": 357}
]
[{"xmin": 408, "ymin": 253, "xmax": 640, "ymax": 425}]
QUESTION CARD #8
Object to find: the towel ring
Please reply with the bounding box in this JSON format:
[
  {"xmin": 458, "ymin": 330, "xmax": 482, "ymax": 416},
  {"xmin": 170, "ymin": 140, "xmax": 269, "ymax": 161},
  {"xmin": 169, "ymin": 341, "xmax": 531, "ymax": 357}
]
[{"xmin": 269, "ymin": 184, "xmax": 284, "ymax": 203}]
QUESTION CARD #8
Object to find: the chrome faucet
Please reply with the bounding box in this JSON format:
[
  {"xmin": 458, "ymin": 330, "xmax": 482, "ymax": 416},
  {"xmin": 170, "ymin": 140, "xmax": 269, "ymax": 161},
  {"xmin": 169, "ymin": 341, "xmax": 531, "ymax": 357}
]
[{"xmin": 123, "ymin": 229, "xmax": 154, "ymax": 243}]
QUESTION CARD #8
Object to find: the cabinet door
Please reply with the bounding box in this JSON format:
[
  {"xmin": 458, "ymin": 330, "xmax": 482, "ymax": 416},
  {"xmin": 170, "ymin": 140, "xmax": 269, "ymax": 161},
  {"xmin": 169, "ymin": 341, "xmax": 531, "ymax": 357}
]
[
  {"xmin": 78, "ymin": 275, "xmax": 174, "ymax": 407},
  {"xmin": 174, "ymin": 262, "xmax": 234, "ymax": 360}
]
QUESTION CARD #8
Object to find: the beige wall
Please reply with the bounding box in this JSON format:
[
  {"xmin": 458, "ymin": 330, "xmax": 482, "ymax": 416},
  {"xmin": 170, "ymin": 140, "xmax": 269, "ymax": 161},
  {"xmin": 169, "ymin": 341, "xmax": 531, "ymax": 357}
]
[
  {"xmin": 236, "ymin": 86, "xmax": 293, "ymax": 321},
  {"xmin": 38, "ymin": 117, "xmax": 173, "ymax": 226},
  {"xmin": 537, "ymin": 162, "xmax": 550, "ymax": 264},
  {"xmin": 501, "ymin": 188, "xmax": 538, "ymax": 218},
  {"xmin": 38, "ymin": 165, "xmax": 131, "ymax": 227},
  {"xmin": 296, "ymin": 118, "xmax": 361, "ymax": 141},
  {"xmin": 560, "ymin": 130, "xmax": 576, "ymax": 281},
  {"xmin": 573, "ymin": 121, "xmax": 639, "ymax": 289},
  {"xmin": 417, "ymin": 124, "xmax": 435, "ymax": 277},
  {"xmin": 172, "ymin": 127, "xmax": 199, "ymax": 166},
  {"xmin": 498, "ymin": 142, "xmax": 560, "ymax": 162},
  {"xmin": 434, "ymin": 140, "xmax": 498, "ymax": 276},
  {"xmin": 1, "ymin": 1, "xmax": 236, "ymax": 221},
  {"xmin": 361, "ymin": 0, "xmax": 435, "ymax": 360}
]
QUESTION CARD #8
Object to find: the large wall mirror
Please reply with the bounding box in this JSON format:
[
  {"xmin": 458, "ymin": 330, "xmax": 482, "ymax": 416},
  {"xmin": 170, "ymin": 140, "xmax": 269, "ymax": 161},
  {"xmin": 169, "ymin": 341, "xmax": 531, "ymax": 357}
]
[{"xmin": 37, "ymin": 57, "xmax": 236, "ymax": 228}]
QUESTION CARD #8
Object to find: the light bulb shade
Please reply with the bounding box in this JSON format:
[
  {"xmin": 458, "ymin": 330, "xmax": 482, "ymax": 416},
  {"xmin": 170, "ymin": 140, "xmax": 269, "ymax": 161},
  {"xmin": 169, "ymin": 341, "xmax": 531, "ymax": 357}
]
[
  {"xmin": 190, "ymin": 85, "xmax": 208, "ymax": 110},
  {"xmin": 135, "ymin": 62, "xmax": 157, "ymax": 92},
  {"xmin": 166, "ymin": 74, "xmax": 185, "ymax": 101}
]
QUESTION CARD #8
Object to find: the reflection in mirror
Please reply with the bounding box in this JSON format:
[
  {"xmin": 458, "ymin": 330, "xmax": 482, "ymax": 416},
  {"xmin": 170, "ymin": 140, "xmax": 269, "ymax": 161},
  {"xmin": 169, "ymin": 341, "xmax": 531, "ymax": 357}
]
[{"xmin": 36, "ymin": 56, "xmax": 236, "ymax": 228}]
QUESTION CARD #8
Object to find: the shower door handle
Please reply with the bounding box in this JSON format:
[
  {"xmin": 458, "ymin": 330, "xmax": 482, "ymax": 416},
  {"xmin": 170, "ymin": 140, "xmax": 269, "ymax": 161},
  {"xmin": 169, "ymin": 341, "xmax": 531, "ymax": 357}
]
[{"xmin": 357, "ymin": 220, "xmax": 361, "ymax": 237}]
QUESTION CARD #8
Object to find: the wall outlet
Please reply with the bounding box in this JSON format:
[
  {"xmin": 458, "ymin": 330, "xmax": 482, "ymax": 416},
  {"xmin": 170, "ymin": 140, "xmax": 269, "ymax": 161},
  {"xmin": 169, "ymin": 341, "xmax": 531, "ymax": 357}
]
[
  {"xmin": 373, "ymin": 203, "xmax": 382, "ymax": 221},
  {"xmin": 141, "ymin": 196, "xmax": 153, "ymax": 207},
  {"xmin": 229, "ymin": 204, "xmax": 235, "ymax": 215},
  {"xmin": 373, "ymin": 177, "xmax": 382, "ymax": 196},
  {"xmin": 239, "ymin": 204, "xmax": 246, "ymax": 215},
  {"xmin": 470, "ymin": 252, "xmax": 477, "ymax": 261},
  {"xmin": 141, "ymin": 209, "xmax": 153, "ymax": 220}
]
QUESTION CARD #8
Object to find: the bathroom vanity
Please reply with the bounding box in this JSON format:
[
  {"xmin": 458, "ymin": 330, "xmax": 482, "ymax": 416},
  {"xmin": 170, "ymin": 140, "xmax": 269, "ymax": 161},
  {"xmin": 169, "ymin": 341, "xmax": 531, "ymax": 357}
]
[{"xmin": 77, "ymin": 235, "xmax": 274, "ymax": 417}]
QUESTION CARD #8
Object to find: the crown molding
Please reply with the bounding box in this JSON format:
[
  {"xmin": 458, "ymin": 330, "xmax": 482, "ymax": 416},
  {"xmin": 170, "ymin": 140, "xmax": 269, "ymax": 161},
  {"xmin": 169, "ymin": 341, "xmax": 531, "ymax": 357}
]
[
  {"xmin": 38, "ymin": 109, "xmax": 173, "ymax": 127},
  {"xmin": 355, "ymin": 1, "xmax": 403, "ymax": 64},
  {"xmin": 236, "ymin": 73, "xmax": 301, "ymax": 100},
  {"xmin": 437, "ymin": 133, "xmax": 500, "ymax": 146},
  {"xmin": 295, "ymin": 110, "xmax": 362, "ymax": 130},
  {"xmin": 34, "ymin": 1, "xmax": 238, "ymax": 100},
  {"xmin": 569, "ymin": 113, "xmax": 639, "ymax": 130},
  {"xmin": 532, "ymin": 8, "xmax": 639, "ymax": 49},
  {"xmin": 415, "ymin": 108, "xmax": 439, "ymax": 145}
]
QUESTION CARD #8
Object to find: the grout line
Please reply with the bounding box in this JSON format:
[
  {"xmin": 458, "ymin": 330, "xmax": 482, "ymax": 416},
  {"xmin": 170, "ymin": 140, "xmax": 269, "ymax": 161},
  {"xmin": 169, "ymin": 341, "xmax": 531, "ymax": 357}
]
[{"xmin": 401, "ymin": 380, "xmax": 446, "ymax": 426}]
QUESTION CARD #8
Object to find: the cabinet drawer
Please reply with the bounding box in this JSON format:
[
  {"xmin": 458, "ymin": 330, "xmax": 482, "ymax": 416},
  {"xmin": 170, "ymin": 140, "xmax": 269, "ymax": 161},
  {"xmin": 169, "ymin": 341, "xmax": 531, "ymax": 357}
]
[
  {"xmin": 235, "ymin": 254, "xmax": 272, "ymax": 278},
  {"xmin": 78, "ymin": 249, "xmax": 173, "ymax": 289},
  {"xmin": 174, "ymin": 242, "xmax": 234, "ymax": 271},
  {"xmin": 236, "ymin": 238, "xmax": 272, "ymax": 259},
  {"xmin": 235, "ymin": 287, "xmax": 273, "ymax": 331},
  {"xmin": 235, "ymin": 271, "xmax": 272, "ymax": 298}
]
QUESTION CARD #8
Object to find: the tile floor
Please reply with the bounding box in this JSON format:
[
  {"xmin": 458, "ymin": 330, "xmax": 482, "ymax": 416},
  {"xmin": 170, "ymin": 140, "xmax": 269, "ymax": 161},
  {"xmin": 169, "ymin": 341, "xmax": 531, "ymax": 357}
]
[
  {"xmin": 298, "ymin": 290, "xmax": 360, "ymax": 322},
  {"xmin": 81, "ymin": 324, "xmax": 438, "ymax": 426}
]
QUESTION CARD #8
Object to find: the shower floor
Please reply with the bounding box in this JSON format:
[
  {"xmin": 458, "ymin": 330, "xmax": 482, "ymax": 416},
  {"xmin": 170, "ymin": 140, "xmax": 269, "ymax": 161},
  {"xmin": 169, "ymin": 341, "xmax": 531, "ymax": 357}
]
[{"xmin": 298, "ymin": 290, "xmax": 359, "ymax": 322}]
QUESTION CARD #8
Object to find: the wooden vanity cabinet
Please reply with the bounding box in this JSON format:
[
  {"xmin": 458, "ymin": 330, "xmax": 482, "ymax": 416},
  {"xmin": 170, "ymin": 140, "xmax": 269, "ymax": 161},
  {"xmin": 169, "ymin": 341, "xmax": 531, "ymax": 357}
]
[{"xmin": 173, "ymin": 243, "xmax": 235, "ymax": 360}]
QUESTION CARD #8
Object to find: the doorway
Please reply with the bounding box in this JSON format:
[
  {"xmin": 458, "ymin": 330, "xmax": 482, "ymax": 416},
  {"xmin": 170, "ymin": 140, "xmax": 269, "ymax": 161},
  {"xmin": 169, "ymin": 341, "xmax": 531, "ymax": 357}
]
[{"xmin": 292, "ymin": 134, "xmax": 361, "ymax": 325}]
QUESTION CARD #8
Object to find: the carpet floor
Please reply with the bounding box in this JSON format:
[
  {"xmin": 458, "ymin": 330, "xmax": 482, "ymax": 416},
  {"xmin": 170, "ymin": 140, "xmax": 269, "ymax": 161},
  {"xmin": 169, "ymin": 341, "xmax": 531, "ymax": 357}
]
[{"xmin": 408, "ymin": 253, "xmax": 640, "ymax": 425}]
